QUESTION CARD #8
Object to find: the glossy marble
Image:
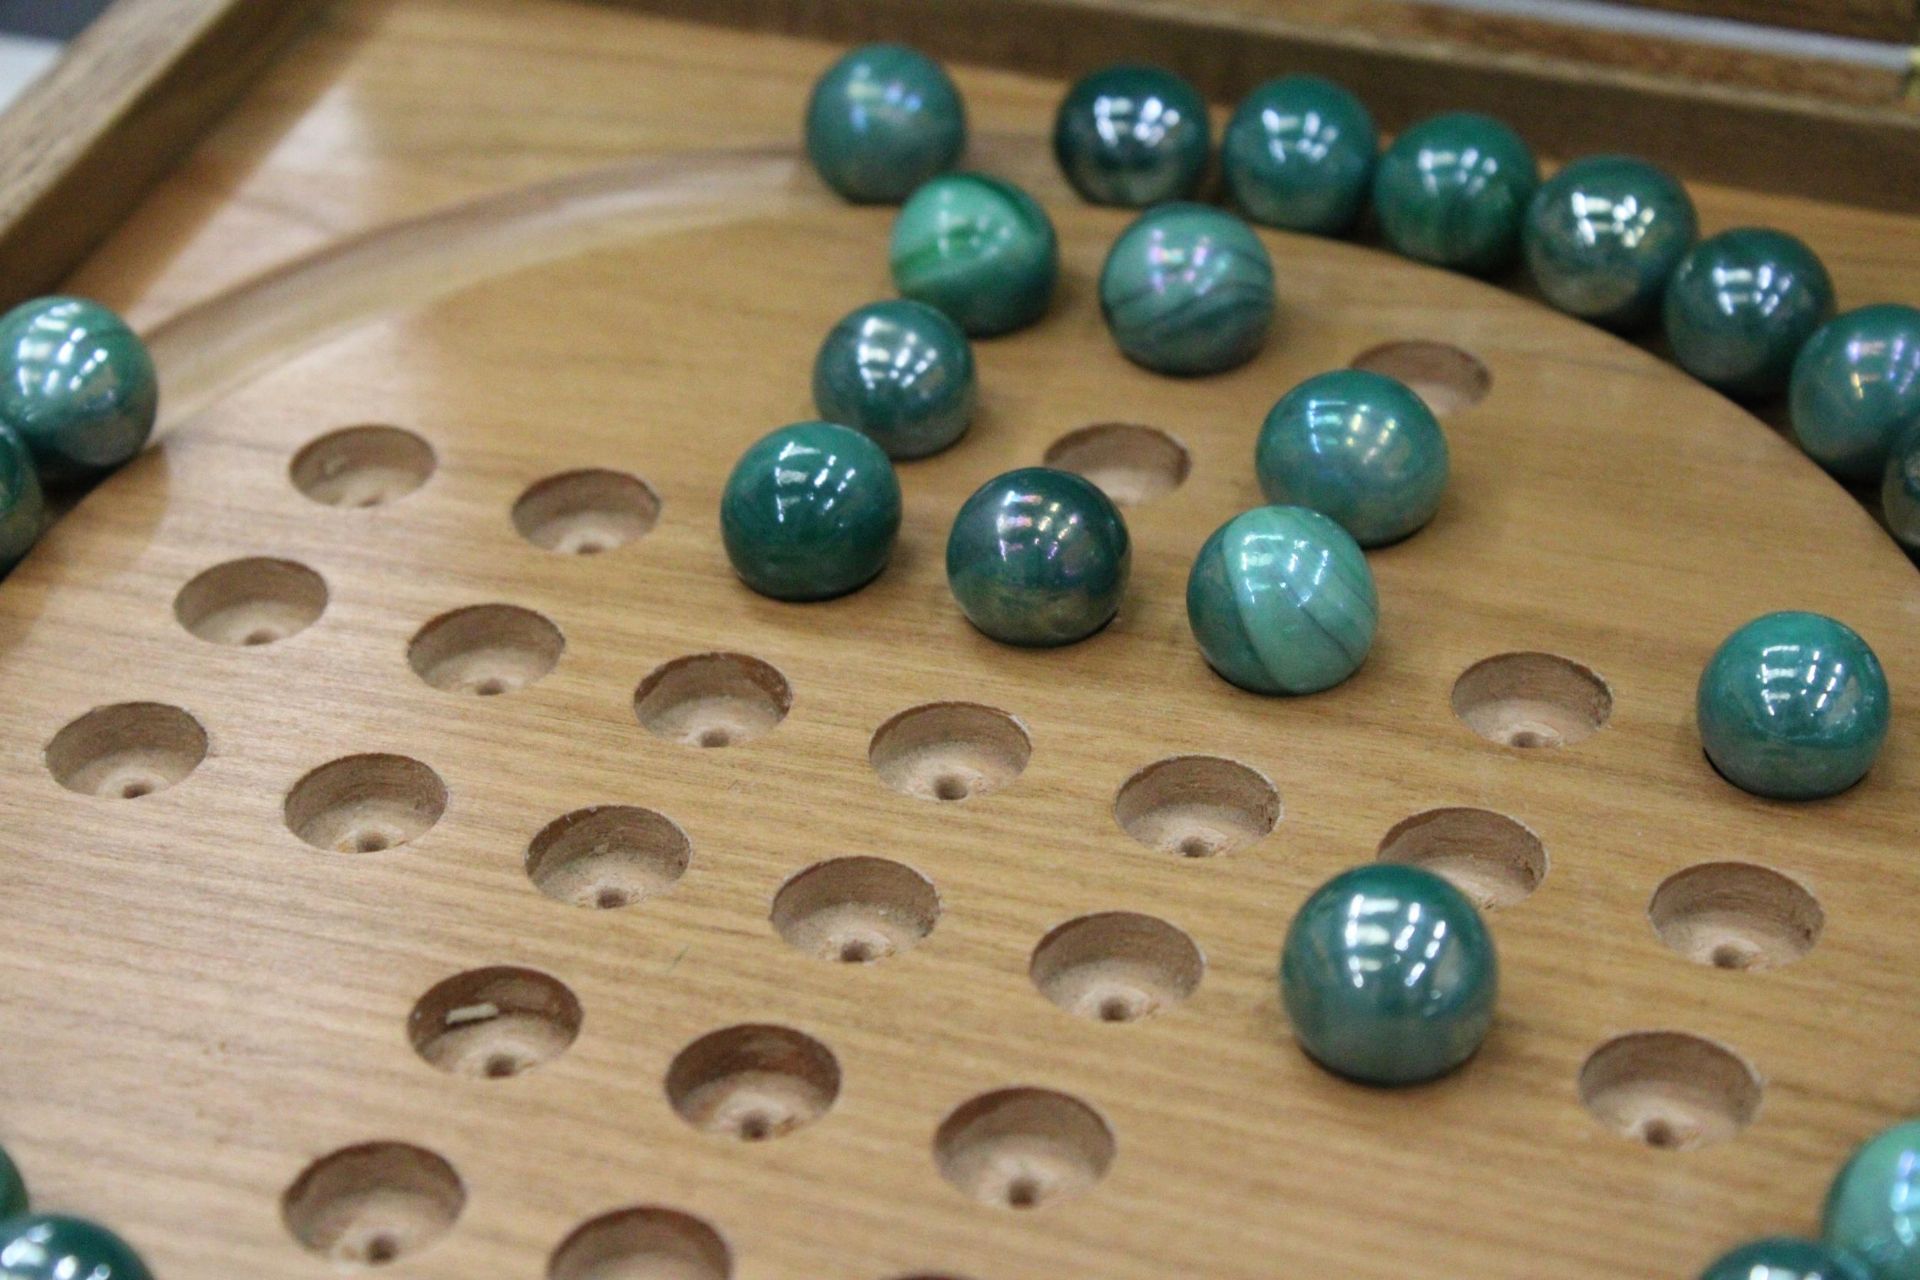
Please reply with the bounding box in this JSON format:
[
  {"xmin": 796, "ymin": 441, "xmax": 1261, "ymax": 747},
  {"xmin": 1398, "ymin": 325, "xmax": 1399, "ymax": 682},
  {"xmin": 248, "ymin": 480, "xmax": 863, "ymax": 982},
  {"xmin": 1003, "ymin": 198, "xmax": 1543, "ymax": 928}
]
[
  {"xmin": 1664, "ymin": 228, "xmax": 1835, "ymax": 400},
  {"xmin": 1052, "ymin": 64, "xmax": 1209, "ymax": 207},
  {"xmin": 0, "ymin": 296, "xmax": 157, "ymax": 485},
  {"xmin": 812, "ymin": 299, "xmax": 976, "ymax": 459},
  {"xmin": 1790, "ymin": 305, "xmax": 1920, "ymax": 484},
  {"xmin": 1280, "ymin": 864, "xmax": 1498, "ymax": 1086},
  {"xmin": 803, "ymin": 43, "xmax": 965, "ymax": 203},
  {"xmin": 1222, "ymin": 74, "xmax": 1377, "ymax": 236},
  {"xmin": 1099, "ymin": 202, "xmax": 1275, "ymax": 376},
  {"xmin": 1826, "ymin": 1121, "xmax": 1920, "ymax": 1280},
  {"xmin": 890, "ymin": 173, "xmax": 1059, "ymax": 336},
  {"xmin": 946, "ymin": 466, "xmax": 1130, "ymax": 646},
  {"xmin": 1372, "ymin": 112, "xmax": 1539, "ymax": 276},
  {"xmin": 1697, "ymin": 610, "xmax": 1889, "ymax": 800},
  {"xmin": 0, "ymin": 423, "xmax": 44, "ymax": 575},
  {"xmin": 1885, "ymin": 421, "xmax": 1920, "ymax": 555},
  {"xmin": 1523, "ymin": 154, "xmax": 1697, "ymax": 331},
  {"xmin": 1186, "ymin": 505, "xmax": 1377, "ymax": 695},
  {"xmin": 1256, "ymin": 368, "xmax": 1448, "ymax": 546},
  {"xmin": 0, "ymin": 1215, "xmax": 151, "ymax": 1280},
  {"xmin": 0, "ymin": 1143, "xmax": 24, "ymax": 1219},
  {"xmin": 720, "ymin": 421, "xmax": 902, "ymax": 601},
  {"xmin": 1701, "ymin": 1238, "xmax": 1871, "ymax": 1280}
]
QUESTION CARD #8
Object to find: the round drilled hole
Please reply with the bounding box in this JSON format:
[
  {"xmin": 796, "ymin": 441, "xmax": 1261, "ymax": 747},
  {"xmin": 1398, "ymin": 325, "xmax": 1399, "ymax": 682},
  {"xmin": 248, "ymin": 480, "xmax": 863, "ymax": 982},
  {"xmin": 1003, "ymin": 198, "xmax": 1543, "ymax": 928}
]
[
  {"xmin": 665, "ymin": 1025, "xmax": 841, "ymax": 1142},
  {"xmin": 549, "ymin": 1208, "xmax": 732, "ymax": 1280},
  {"xmin": 1376, "ymin": 807, "xmax": 1547, "ymax": 909},
  {"xmin": 634, "ymin": 653, "xmax": 791, "ymax": 748},
  {"xmin": 174, "ymin": 557, "xmax": 327, "ymax": 646},
  {"xmin": 284, "ymin": 754, "xmax": 447, "ymax": 853},
  {"xmin": 282, "ymin": 1142, "xmax": 464, "ymax": 1267},
  {"xmin": 1041, "ymin": 423, "xmax": 1191, "ymax": 506},
  {"xmin": 869, "ymin": 702, "xmax": 1031, "ymax": 802},
  {"xmin": 933, "ymin": 1088, "xmax": 1115, "ymax": 1210},
  {"xmin": 526, "ymin": 806, "xmax": 690, "ymax": 910},
  {"xmin": 1648, "ymin": 862, "xmax": 1823, "ymax": 971},
  {"xmin": 408, "ymin": 966, "xmax": 582, "ymax": 1079},
  {"xmin": 514, "ymin": 469, "xmax": 661, "ymax": 555},
  {"xmin": 1112, "ymin": 756, "xmax": 1279, "ymax": 859},
  {"xmin": 1029, "ymin": 912, "xmax": 1204, "ymax": 1023},
  {"xmin": 1452, "ymin": 652, "xmax": 1612, "ymax": 749},
  {"xmin": 770, "ymin": 857, "xmax": 940, "ymax": 963},
  {"xmin": 1577, "ymin": 1031, "xmax": 1761, "ymax": 1151},
  {"xmin": 290, "ymin": 425, "xmax": 435, "ymax": 508},
  {"xmin": 1350, "ymin": 341, "xmax": 1492, "ymax": 417},
  {"xmin": 407, "ymin": 604, "xmax": 565, "ymax": 696},
  {"xmin": 45, "ymin": 702, "xmax": 207, "ymax": 799}
]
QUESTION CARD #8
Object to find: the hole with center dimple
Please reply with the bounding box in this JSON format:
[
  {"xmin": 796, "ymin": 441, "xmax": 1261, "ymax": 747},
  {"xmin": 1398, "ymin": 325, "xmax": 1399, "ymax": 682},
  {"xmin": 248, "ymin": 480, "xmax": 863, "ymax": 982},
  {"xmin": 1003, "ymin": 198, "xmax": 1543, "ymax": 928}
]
[
  {"xmin": 290, "ymin": 425, "xmax": 436, "ymax": 508},
  {"xmin": 933, "ymin": 1088, "xmax": 1115, "ymax": 1210},
  {"xmin": 525, "ymin": 806, "xmax": 691, "ymax": 910},
  {"xmin": 1113, "ymin": 755, "xmax": 1279, "ymax": 859},
  {"xmin": 281, "ymin": 1142, "xmax": 465, "ymax": 1267},
  {"xmin": 284, "ymin": 754, "xmax": 447, "ymax": 854},
  {"xmin": 1350, "ymin": 341, "xmax": 1492, "ymax": 417},
  {"xmin": 1452, "ymin": 652, "xmax": 1612, "ymax": 749},
  {"xmin": 547, "ymin": 1208, "xmax": 732, "ymax": 1280},
  {"xmin": 1041, "ymin": 423, "xmax": 1191, "ymax": 506},
  {"xmin": 46, "ymin": 702, "xmax": 208, "ymax": 800},
  {"xmin": 174, "ymin": 557, "xmax": 328, "ymax": 647},
  {"xmin": 1376, "ymin": 807, "xmax": 1547, "ymax": 909},
  {"xmin": 665, "ymin": 1024, "xmax": 841, "ymax": 1142},
  {"xmin": 513, "ymin": 469, "xmax": 661, "ymax": 555},
  {"xmin": 635, "ymin": 653, "xmax": 791, "ymax": 748},
  {"xmin": 1577, "ymin": 1030, "xmax": 1761, "ymax": 1152},
  {"xmin": 408, "ymin": 604, "xmax": 564, "ymax": 697},
  {"xmin": 1030, "ymin": 912, "xmax": 1204, "ymax": 1023},
  {"xmin": 869, "ymin": 702, "xmax": 1030, "ymax": 802},
  {"xmin": 408, "ymin": 966, "xmax": 582, "ymax": 1078},
  {"xmin": 770, "ymin": 857, "xmax": 940, "ymax": 963},
  {"xmin": 1648, "ymin": 862, "xmax": 1823, "ymax": 971}
]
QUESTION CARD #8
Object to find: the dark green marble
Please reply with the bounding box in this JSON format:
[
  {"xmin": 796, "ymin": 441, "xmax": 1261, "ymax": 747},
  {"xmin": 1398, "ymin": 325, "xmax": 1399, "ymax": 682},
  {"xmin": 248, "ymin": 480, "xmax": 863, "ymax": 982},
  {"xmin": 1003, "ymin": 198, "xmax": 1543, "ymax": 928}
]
[
  {"xmin": 1222, "ymin": 74, "xmax": 1377, "ymax": 236},
  {"xmin": 0, "ymin": 296, "xmax": 157, "ymax": 486},
  {"xmin": 1790, "ymin": 305, "xmax": 1920, "ymax": 484},
  {"xmin": 1186, "ymin": 505, "xmax": 1376, "ymax": 695},
  {"xmin": 1372, "ymin": 112, "xmax": 1539, "ymax": 276},
  {"xmin": 1697, "ymin": 610, "xmax": 1889, "ymax": 801},
  {"xmin": 812, "ymin": 299, "xmax": 975, "ymax": 459},
  {"xmin": 1885, "ymin": 421, "xmax": 1920, "ymax": 556},
  {"xmin": 890, "ymin": 173, "xmax": 1059, "ymax": 337},
  {"xmin": 1523, "ymin": 154, "xmax": 1698, "ymax": 331},
  {"xmin": 1664, "ymin": 228, "xmax": 1835, "ymax": 400},
  {"xmin": 1052, "ymin": 64, "xmax": 1209, "ymax": 207},
  {"xmin": 1701, "ymin": 1239, "xmax": 1871, "ymax": 1280},
  {"xmin": 0, "ymin": 1143, "xmax": 24, "ymax": 1219},
  {"xmin": 0, "ymin": 424, "xmax": 44, "ymax": 575},
  {"xmin": 720, "ymin": 421, "xmax": 901, "ymax": 601},
  {"xmin": 1826, "ymin": 1121, "xmax": 1920, "ymax": 1280},
  {"xmin": 803, "ymin": 43, "xmax": 964, "ymax": 203},
  {"xmin": 946, "ymin": 467, "xmax": 1129, "ymax": 646},
  {"xmin": 1099, "ymin": 202, "xmax": 1275, "ymax": 376},
  {"xmin": 0, "ymin": 1215, "xmax": 151, "ymax": 1280},
  {"xmin": 1280, "ymin": 864, "xmax": 1497, "ymax": 1086}
]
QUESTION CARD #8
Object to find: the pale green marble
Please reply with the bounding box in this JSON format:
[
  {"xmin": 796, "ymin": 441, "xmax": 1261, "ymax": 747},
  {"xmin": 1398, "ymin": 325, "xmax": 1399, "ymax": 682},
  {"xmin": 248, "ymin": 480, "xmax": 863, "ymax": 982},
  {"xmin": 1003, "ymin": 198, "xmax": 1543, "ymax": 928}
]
[
  {"xmin": 1826, "ymin": 1121, "xmax": 1920, "ymax": 1280},
  {"xmin": 890, "ymin": 173, "xmax": 1058, "ymax": 336}
]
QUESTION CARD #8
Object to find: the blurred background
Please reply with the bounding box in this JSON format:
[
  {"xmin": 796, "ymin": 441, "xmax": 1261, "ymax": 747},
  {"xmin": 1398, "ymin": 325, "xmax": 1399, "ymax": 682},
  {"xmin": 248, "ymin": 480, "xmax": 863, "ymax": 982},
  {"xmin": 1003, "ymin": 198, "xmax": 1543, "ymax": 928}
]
[{"xmin": 0, "ymin": 0, "xmax": 112, "ymax": 106}]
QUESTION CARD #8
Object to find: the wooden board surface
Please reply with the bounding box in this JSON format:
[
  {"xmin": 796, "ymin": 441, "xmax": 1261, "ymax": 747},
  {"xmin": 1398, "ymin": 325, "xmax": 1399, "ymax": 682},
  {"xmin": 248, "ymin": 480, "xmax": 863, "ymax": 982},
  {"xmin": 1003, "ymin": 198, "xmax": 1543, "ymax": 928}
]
[{"xmin": 1616, "ymin": 0, "xmax": 1918, "ymax": 42}]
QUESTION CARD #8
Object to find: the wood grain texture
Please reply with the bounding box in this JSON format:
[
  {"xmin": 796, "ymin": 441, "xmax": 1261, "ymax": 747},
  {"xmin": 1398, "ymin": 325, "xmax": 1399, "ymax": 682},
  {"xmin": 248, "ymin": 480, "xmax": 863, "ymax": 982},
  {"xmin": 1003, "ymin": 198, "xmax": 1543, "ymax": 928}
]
[{"xmin": 1614, "ymin": 0, "xmax": 1918, "ymax": 43}]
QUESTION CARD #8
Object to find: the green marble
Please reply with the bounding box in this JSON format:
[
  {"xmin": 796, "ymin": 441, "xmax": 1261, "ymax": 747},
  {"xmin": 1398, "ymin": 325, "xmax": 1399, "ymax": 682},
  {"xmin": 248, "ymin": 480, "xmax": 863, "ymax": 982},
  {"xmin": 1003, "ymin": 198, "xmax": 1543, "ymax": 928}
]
[
  {"xmin": 1826, "ymin": 1121, "xmax": 1920, "ymax": 1280},
  {"xmin": 1523, "ymin": 154, "xmax": 1698, "ymax": 331},
  {"xmin": 1790, "ymin": 305, "xmax": 1920, "ymax": 484},
  {"xmin": 946, "ymin": 466, "xmax": 1129, "ymax": 647},
  {"xmin": 812, "ymin": 299, "xmax": 975, "ymax": 459},
  {"xmin": 1372, "ymin": 112, "xmax": 1539, "ymax": 276},
  {"xmin": 1885, "ymin": 420, "xmax": 1920, "ymax": 556},
  {"xmin": 0, "ymin": 1215, "xmax": 151, "ymax": 1280},
  {"xmin": 890, "ymin": 173, "xmax": 1059, "ymax": 337},
  {"xmin": 0, "ymin": 1144, "xmax": 24, "ymax": 1219},
  {"xmin": 1099, "ymin": 202, "xmax": 1275, "ymax": 376},
  {"xmin": 0, "ymin": 424, "xmax": 45, "ymax": 575},
  {"xmin": 803, "ymin": 43, "xmax": 965, "ymax": 203},
  {"xmin": 1664, "ymin": 228, "xmax": 1835, "ymax": 400},
  {"xmin": 1280, "ymin": 864, "xmax": 1497, "ymax": 1086},
  {"xmin": 1222, "ymin": 74, "xmax": 1377, "ymax": 236},
  {"xmin": 1052, "ymin": 64, "xmax": 1209, "ymax": 207},
  {"xmin": 0, "ymin": 296, "xmax": 157, "ymax": 486},
  {"xmin": 1256, "ymin": 369, "xmax": 1448, "ymax": 546},
  {"xmin": 1701, "ymin": 1239, "xmax": 1871, "ymax": 1280},
  {"xmin": 720, "ymin": 421, "xmax": 901, "ymax": 601},
  {"xmin": 1186, "ymin": 505, "xmax": 1376, "ymax": 695},
  {"xmin": 1697, "ymin": 610, "xmax": 1889, "ymax": 801}
]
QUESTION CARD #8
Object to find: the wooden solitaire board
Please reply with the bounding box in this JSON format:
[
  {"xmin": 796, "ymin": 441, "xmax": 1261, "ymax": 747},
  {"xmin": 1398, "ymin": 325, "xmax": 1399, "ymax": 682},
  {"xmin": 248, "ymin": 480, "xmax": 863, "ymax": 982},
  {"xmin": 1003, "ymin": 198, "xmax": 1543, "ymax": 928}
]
[{"xmin": 3, "ymin": 3, "xmax": 1920, "ymax": 1279}]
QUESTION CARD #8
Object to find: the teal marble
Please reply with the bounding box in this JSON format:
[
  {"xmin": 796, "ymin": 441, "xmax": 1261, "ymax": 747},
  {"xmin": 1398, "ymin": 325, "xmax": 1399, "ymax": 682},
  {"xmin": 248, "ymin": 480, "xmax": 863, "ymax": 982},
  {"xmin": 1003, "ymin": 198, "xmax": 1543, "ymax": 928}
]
[
  {"xmin": 1885, "ymin": 420, "xmax": 1920, "ymax": 556},
  {"xmin": 0, "ymin": 1215, "xmax": 151, "ymax": 1280},
  {"xmin": 1222, "ymin": 74, "xmax": 1377, "ymax": 236},
  {"xmin": 803, "ymin": 44, "xmax": 965, "ymax": 203},
  {"xmin": 946, "ymin": 467, "xmax": 1129, "ymax": 647},
  {"xmin": 812, "ymin": 299, "xmax": 976, "ymax": 459},
  {"xmin": 1523, "ymin": 154, "xmax": 1698, "ymax": 331},
  {"xmin": 1255, "ymin": 368, "xmax": 1448, "ymax": 546},
  {"xmin": 1279, "ymin": 864, "xmax": 1498, "ymax": 1086},
  {"xmin": 890, "ymin": 173, "xmax": 1059, "ymax": 337},
  {"xmin": 1098, "ymin": 203, "xmax": 1275, "ymax": 376},
  {"xmin": 1664, "ymin": 228, "xmax": 1835, "ymax": 400},
  {"xmin": 1185, "ymin": 505, "xmax": 1377, "ymax": 695},
  {"xmin": 0, "ymin": 424, "xmax": 45, "ymax": 575},
  {"xmin": 1701, "ymin": 1239, "xmax": 1871, "ymax": 1280},
  {"xmin": 1052, "ymin": 64, "xmax": 1209, "ymax": 207},
  {"xmin": 1825, "ymin": 1121, "xmax": 1920, "ymax": 1280},
  {"xmin": 0, "ymin": 1144, "xmax": 24, "ymax": 1219},
  {"xmin": 1790, "ymin": 305, "xmax": 1920, "ymax": 484},
  {"xmin": 720, "ymin": 421, "xmax": 902, "ymax": 601},
  {"xmin": 1372, "ymin": 112, "xmax": 1539, "ymax": 276},
  {"xmin": 0, "ymin": 296, "xmax": 157, "ymax": 486},
  {"xmin": 1697, "ymin": 610, "xmax": 1889, "ymax": 801}
]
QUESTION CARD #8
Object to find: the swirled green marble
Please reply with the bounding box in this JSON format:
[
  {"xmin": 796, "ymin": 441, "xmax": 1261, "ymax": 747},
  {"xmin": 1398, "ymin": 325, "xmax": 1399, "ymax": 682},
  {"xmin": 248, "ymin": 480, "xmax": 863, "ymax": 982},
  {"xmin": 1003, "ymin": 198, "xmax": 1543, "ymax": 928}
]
[
  {"xmin": 1099, "ymin": 202, "xmax": 1275, "ymax": 376},
  {"xmin": 1826, "ymin": 1121, "xmax": 1920, "ymax": 1280},
  {"xmin": 0, "ymin": 1142, "xmax": 25, "ymax": 1219},
  {"xmin": 1373, "ymin": 112, "xmax": 1538, "ymax": 276},
  {"xmin": 804, "ymin": 43, "xmax": 965, "ymax": 203},
  {"xmin": 1664, "ymin": 228, "xmax": 1835, "ymax": 400},
  {"xmin": 0, "ymin": 296, "xmax": 157, "ymax": 485},
  {"xmin": 0, "ymin": 1216, "xmax": 151, "ymax": 1280},
  {"xmin": 1885, "ymin": 421, "xmax": 1920, "ymax": 556},
  {"xmin": 720, "ymin": 421, "xmax": 901, "ymax": 601},
  {"xmin": 1222, "ymin": 74, "xmax": 1377, "ymax": 236},
  {"xmin": 1790, "ymin": 305, "xmax": 1920, "ymax": 484},
  {"xmin": 946, "ymin": 467, "xmax": 1130, "ymax": 647},
  {"xmin": 1700, "ymin": 1239, "xmax": 1871, "ymax": 1280},
  {"xmin": 890, "ymin": 173, "xmax": 1059, "ymax": 337},
  {"xmin": 1523, "ymin": 154, "xmax": 1697, "ymax": 331},
  {"xmin": 1186, "ymin": 505, "xmax": 1376, "ymax": 695},
  {"xmin": 0, "ymin": 424, "xmax": 45, "ymax": 575},
  {"xmin": 812, "ymin": 299, "xmax": 975, "ymax": 459},
  {"xmin": 1052, "ymin": 64, "xmax": 1209, "ymax": 207}
]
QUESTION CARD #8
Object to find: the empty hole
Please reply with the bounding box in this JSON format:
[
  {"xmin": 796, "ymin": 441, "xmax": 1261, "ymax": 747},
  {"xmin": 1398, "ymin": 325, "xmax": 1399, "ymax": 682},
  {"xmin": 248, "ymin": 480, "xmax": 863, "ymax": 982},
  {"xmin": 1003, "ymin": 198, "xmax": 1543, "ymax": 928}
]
[
  {"xmin": 174, "ymin": 558, "xmax": 327, "ymax": 646},
  {"xmin": 284, "ymin": 754, "xmax": 447, "ymax": 854},
  {"xmin": 1350, "ymin": 341, "xmax": 1492, "ymax": 417},
  {"xmin": 770, "ymin": 856, "xmax": 940, "ymax": 963},
  {"xmin": 869, "ymin": 702, "xmax": 1031, "ymax": 802},
  {"xmin": 1029, "ymin": 912, "xmax": 1205, "ymax": 1023},
  {"xmin": 548, "ymin": 1207, "xmax": 732, "ymax": 1280},
  {"xmin": 407, "ymin": 603, "xmax": 565, "ymax": 697},
  {"xmin": 290, "ymin": 426, "xmax": 436, "ymax": 508},
  {"xmin": 1648, "ymin": 862, "xmax": 1823, "ymax": 971},
  {"xmin": 408, "ymin": 966, "xmax": 583, "ymax": 1078},
  {"xmin": 525, "ymin": 806, "xmax": 691, "ymax": 910},
  {"xmin": 1577, "ymin": 1031, "xmax": 1761, "ymax": 1151},
  {"xmin": 665, "ymin": 1024, "xmax": 841, "ymax": 1142},
  {"xmin": 281, "ymin": 1142, "xmax": 465, "ymax": 1266},
  {"xmin": 1041, "ymin": 423, "xmax": 1191, "ymax": 506},
  {"xmin": 45, "ymin": 702, "xmax": 207, "ymax": 799},
  {"xmin": 634, "ymin": 653, "xmax": 791, "ymax": 748},
  {"xmin": 1451, "ymin": 652, "xmax": 1612, "ymax": 749},
  {"xmin": 1112, "ymin": 756, "xmax": 1280, "ymax": 859},
  {"xmin": 1376, "ymin": 808, "xmax": 1548, "ymax": 909},
  {"xmin": 933, "ymin": 1088, "xmax": 1116, "ymax": 1210},
  {"xmin": 513, "ymin": 469, "xmax": 661, "ymax": 554}
]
